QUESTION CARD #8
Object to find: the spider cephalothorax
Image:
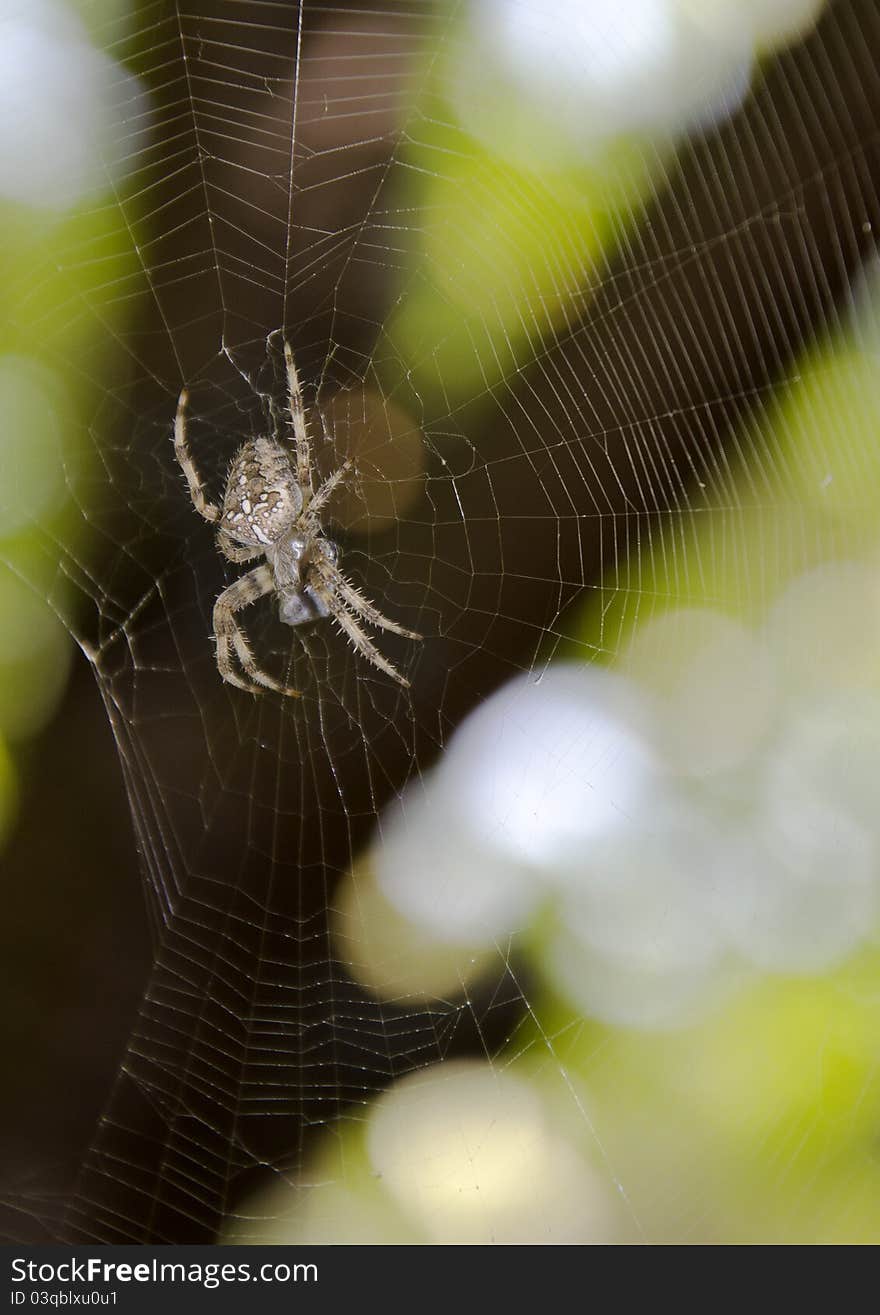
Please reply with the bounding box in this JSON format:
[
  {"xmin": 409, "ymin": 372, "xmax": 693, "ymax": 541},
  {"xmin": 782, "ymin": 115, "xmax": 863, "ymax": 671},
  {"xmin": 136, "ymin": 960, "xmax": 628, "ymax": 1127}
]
[{"xmin": 173, "ymin": 341, "xmax": 420, "ymax": 695}]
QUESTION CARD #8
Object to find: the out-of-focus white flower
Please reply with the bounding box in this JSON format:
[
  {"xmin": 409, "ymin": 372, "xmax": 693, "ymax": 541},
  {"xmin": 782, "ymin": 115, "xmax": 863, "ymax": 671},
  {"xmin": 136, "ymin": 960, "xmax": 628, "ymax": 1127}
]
[
  {"xmin": 767, "ymin": 694, "xmax": 880, "ymax": 843},
  {"xmin": 367, "ymin": 1062, "xmax": 613, "ymax": 1243},
  {"xmin": 555, "ymin": 796, "xmax": 726, "ymax": 966},
  {"xmin": 451, "ymin": 0, "xmax": 828, "ymax": 166},
  {"xmin": 0, "ymin": 0, "xmax": 145, "ymax": 210},
  {"xmin": 374, "ymin": 665, "xmax": 659, "ymax": 944},
  {"xmin": 366, "ymin": 545, "xmax": 880, "ymax": 1024},
  {"xmin": 710, "ymin": 812, "xmax": 877, "ymax": 974},
  {"xmin": 543, "ymin": 922, "xmax": 741, "ymax": 1029},
  {"xmin": 622, "ymin": 609, "xmax": 777, "ymax": 777},
  {"xmin": 442, "ymin": 665, "xmax": 657, "ymax": 866},
  {"xmin": 374, "ymin": 782, "xmax": 541, "ymax": 944},
  {"xmin": 682, "ymin": 0, "xmax": 826, "ymax": 52},
  {"xmin": 331, "ymin": 859, "xmax": 498, "ymax": 1001},
  {"xmin": 544, "ymin": 795, "xmax": 742, "ymax": 1028},
  {"xmin": 762, "ymin": 562, "xmax": 880, "ymax": 697},
  {"xmin": 225, "ymin": 1061, "xmax": 617, "ymax": 1243}
]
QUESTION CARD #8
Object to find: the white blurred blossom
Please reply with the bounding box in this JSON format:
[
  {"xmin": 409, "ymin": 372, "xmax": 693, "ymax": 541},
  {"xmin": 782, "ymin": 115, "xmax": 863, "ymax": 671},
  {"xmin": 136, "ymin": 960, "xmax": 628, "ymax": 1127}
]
[
  {"xmin": 451, "ymin": 0, "xmax": 827, "ymax": 165},
  {"xmin": 226, "ymin": 1061, "xmax": 616, "ymax": 1244},
  {"xmin": 0, "ymin": 0, "xmax": 145, "ymax": 210},
  {"xmin": 374, "ymin": 665, "xmax": 659, "ymax": 944},
  {"xmin": 367, "ymin": 1062, "xmax": 613, "ymax": 1243},
  {"xmin": 370, "ymin": 564, "xmax": 880, "ymax": 1028}
]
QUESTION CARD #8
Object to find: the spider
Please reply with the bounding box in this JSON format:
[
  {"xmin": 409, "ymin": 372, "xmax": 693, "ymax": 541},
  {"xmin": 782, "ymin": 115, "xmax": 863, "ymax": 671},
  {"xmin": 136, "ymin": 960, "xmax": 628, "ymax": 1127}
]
[{"xmin": 172, "ymin": 341, "xmax": 420, "ymax": 695}]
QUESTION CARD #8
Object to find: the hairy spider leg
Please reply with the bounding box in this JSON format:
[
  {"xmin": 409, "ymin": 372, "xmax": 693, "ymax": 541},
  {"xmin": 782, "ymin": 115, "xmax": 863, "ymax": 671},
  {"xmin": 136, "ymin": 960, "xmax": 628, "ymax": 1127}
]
[
  {"xmin": 284, "ymin": 340, "xmax": 313, "ymax": 503},
  {"xmin": 310, "ymin": 550, "xmax": 420, "ymax": 640},
  {"xmin": 174, "ymin": 389, "xmax": 220, "ymax": 523},
  {"xmin": 299, "ymin": 460, "xmax": 352, "ymax": 534},
  {"xmin": 309, "ymin": 572, "xmax": 412, "ymax": 687},
  {"xmin": 213, "ymin": 563, "xmax": 302, "ymax": 697},
  {"xmin": 217, "ymin": 533, "xmax": 264, "ymax": 565}
]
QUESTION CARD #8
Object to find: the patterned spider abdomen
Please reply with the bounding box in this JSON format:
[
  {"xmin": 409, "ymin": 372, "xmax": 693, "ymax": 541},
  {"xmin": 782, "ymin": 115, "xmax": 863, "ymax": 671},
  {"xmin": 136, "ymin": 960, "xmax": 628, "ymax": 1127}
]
[{"xmin": 221, "ymin": 437, "xmax": 303, "ymax": 547}]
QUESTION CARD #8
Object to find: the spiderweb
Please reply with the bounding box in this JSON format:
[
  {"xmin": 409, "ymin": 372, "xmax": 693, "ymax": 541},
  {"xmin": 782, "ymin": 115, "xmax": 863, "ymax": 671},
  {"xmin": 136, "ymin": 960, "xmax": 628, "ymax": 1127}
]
[{"xmin": 3, "ymin": 0, "xmax": 880, "ymax": 1245}]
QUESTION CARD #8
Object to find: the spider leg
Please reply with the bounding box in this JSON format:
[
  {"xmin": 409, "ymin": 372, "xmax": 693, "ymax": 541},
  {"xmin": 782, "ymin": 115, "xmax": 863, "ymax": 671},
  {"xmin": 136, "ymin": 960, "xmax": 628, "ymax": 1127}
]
[
  {"xmin": 300, "ymin": 460, "xmax": 352, "ymax": 530},
  {"xmin": 217, "ymin": 531, "xmax": 264, "ymax": 565},
  {"xmin": 284, "ymin": 340, "xmax": 313, "ymax": 503},
  {"xmin": 213, "ymin": 564, "xmax": 302, "ymax": 697},
  {"xmin": 308, "ymin": 575, "xmax": 412, "ymax": 688},
  {"xmin": 174, "ymin": 388, "xmax": 220, "ymax": 523},
  {"xmin": 310, "ymin": 552, "xmax": 421, "ymax": 640}
]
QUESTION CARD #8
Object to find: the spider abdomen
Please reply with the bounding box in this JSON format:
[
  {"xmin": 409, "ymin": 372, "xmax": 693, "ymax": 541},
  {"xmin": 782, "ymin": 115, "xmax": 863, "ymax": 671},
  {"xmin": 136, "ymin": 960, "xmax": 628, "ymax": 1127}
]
[{"xmin": 221, "ymin": 437, "xmax": 303, "ymax": 546}]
